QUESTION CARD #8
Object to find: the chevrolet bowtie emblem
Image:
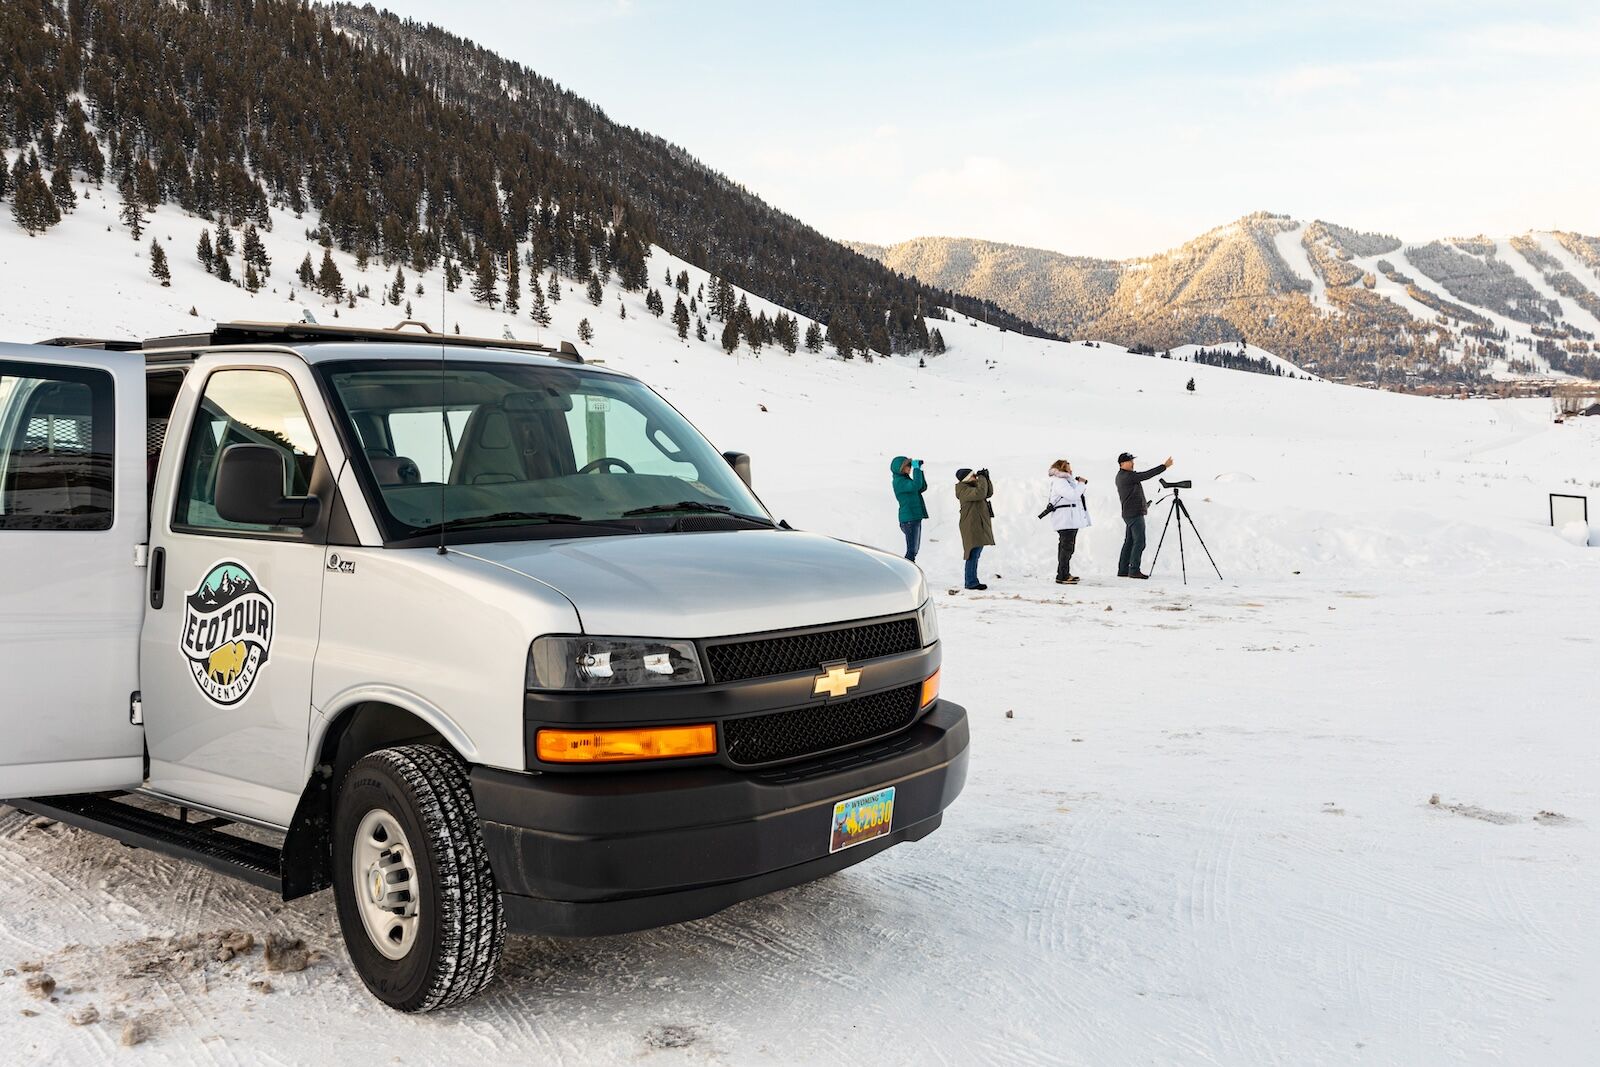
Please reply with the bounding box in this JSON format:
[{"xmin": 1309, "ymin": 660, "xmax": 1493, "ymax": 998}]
[{"xmin": 813, "ymin": 662, "xmax": 862, "ymax": 699}]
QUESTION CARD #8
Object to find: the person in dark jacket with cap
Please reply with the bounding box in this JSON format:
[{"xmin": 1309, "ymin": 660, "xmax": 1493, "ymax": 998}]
[
  {"xmin": 890, "ymin": 455, "xmax": 928, "ymax": 562},
  {"xmin": 1115, "ymin": 451, "xmax": 1172, "ymax": 578},
  {"xmin": 955, "ymin": 467, "xmax": 995, "ymax": 590}
]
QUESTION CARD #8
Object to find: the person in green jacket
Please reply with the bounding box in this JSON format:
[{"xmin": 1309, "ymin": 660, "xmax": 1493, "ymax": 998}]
[
  {"xmin": 955, "ymin": 467, "xmax": 995, "ymax": 590},
  {"xmin": 890, "ymin": 455, "xmax": 928, "ymax": 562}
]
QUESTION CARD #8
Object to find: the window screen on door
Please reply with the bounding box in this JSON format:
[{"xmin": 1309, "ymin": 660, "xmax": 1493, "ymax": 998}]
[
  {"xmin": 0, "ymin": 361, "xmax": 115, "ymax": 531},
  {"xmin": 174, "ymin": 369, "xmax": 319, "ymax": 534}
]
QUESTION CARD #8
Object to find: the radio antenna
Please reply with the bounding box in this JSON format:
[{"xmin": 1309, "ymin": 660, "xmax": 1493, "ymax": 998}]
[{"xmin": 437, "ymin": 265, "xmax": 448, "ymax": 555}]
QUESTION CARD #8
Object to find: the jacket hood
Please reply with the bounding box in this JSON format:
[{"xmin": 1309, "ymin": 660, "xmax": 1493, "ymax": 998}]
[
  {"xmin": 456, "ymin": 530, "xmax": 925, "ymax": 638},
  {"xmin": 890, "ymin": 455, "xmax": 910, "ymax": 474}
]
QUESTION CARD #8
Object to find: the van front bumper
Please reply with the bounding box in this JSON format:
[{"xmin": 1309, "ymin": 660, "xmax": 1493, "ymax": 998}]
[{"xmin": 471, "ymin": 700, "xmax": 968, "ymax": 937}]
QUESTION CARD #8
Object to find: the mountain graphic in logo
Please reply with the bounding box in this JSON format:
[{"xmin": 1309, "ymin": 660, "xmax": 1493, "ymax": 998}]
[
  {"xmin": 180, "ymin": 561, "xmax": 275, "ymax": 707},
  {"xmin": 193, "ymin": 566, "xmax": 258, "ymax": 606}
]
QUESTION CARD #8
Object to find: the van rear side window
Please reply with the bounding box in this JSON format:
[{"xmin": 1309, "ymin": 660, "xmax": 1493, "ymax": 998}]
[{"xmin": 0, "ymin": 361, "xmax": 115, "ymax": 531}]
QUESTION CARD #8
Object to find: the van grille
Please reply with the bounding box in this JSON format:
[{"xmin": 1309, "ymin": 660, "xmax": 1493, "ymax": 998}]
[
  {"xmin": 722, "ymin": 684, "xmax": 922, "ymax": 766},
  {"xmin": 704, "ymin": 617, "xmax": 920, "ymax": 684}
]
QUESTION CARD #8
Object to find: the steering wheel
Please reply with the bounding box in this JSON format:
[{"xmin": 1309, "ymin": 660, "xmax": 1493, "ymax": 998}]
[{"xmin": 577, "ymin": 456, "xmax": 636, "ymax": 475}]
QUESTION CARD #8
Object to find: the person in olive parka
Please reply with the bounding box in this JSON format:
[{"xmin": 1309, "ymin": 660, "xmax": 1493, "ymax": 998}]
[
  {"xmin": 954, "ymin": 467, "xmax": 995, "ymax": 590},
  {"xmin": 889, "ymin": 455, "xmax": 928, "ymax": 562}
]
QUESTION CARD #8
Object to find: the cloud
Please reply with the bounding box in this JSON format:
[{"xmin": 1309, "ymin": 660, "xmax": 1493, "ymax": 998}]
[{"xmin": 1448, "ymin": 17, "xmax": 1600, "ymax": 57}]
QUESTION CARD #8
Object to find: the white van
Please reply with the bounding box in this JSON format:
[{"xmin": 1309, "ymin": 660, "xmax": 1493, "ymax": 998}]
[{"xmin": 0, "ymin": 322, "xmax": 968, "ymax": 1011}]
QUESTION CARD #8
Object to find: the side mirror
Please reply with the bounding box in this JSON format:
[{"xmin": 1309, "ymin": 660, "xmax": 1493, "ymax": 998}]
[
  {"xmin": 722, "ymin": 451, "xmax": 752, "ymax": 488},
  {"xmin": 215, "ymin": 444, "xmax": 321, "ymax": 527}
]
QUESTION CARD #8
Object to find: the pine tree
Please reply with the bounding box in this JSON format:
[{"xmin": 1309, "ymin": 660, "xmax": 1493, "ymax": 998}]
[
  {"xmin": 696, "ymin": 316, "xmax": 707, "ymax": 342},
  {"xmin": 721, "ymin": 318, "xmax": 740, "ymax": 355},
  {"xmin": 215, "ymin": 227, "xmax": 236, "ymax": 258},
  {"xmin": 444, "ymin": 259, "xmax": 462, "ymax": 293},
  {"xmin": 317, "ymin": 248, "xmax": 343, "ymax": 298},
  {"xmin": 149, "ymin": 238, "xmax": 171, "ymax": 286},
  {"xmin": 529, "ymin": 286, "xmax": 551, "ymax": 328},
  {"xmin": 49, "ymin": 167, "xmax": 76, "ymax": 211},
  {"xmin": 547, "ymin": 271, "xmax": 562, "ymax": 303},
  {"xmin": 805, "ymin": 321, "xmax": 824, "ymax": 353},
  {"xmin": 673, "ymin": 295, "xmax": 690, "ymax": 339},
  {"xmin": 118, "ymin": 178, "xmax": 144, "ymax": 239},
  {"xmin": 1186, "ymin": 377, "xmax": 1196, "ymax": 393},
  {"xmin": 577, "ymin": 317, "xmax": 594, "ymax": 343},
  {"xmin": 198, "ymin": 229, "xmax": 216, "ymax": 272},
  {"xmin": 504, "ymin": 250, "xmax": 520, "ymax": 314},
  {"xmin": 297, "ymin": 252, "xmax": 314, "ymax": 287},
  {"xmin": 618, "ymin": 297, "xmax": 627, "ymax": 319},
  {"xmin": 244, "ymin": 262, "xmax": 261, "ymax": 293},
  {"xmin": 664, "ymin": 267, "xmax": 673, "ymax": 287},
  {"xmin": 0, "ymin": 159, "xmax": 8, "ymax": 201},
  {"xmin": 929, "ymin": 328, "xmax": 946, "ymax": 355},
  {"xmin": 388, "ymin": 265, "xmax": 406, "ymax": 305},
  {"xmin": 585, "ymin": 275, "xmax": 603, "ymax": 306},
  {"xmin": 646, "ymin": 288, "xmax": 664, "ymax": 317},
  {"xmin": 242, "ymin": 224, "xmax": 270, "ymax": 276},
  {"xmin": 470, "ymin": 249, "xmax": 499, "ymax": 306},
  {"xmin": 676, "ymin": 270, "xmax": 689, "ymax": 293},
  {"xmin": 10, "ymin": 170, "xmax": 61, "ymax": 235},
  {"xmin": 216, "ymin": 254, "xmax": 234, "ymax": 284}
]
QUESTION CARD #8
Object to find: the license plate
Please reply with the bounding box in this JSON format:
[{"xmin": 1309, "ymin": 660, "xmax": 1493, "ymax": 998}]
[{"xmin": 829, "ymin": 786, "xmax": 895, "ymax": 853}]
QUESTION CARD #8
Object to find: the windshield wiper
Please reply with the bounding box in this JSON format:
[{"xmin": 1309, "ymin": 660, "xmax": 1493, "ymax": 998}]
[
  {"xmin": 419, "ymin": 511, "xmax": 637, "ymax": 534},
  {"xmin": 621, "ymin": 501, "xmax": 775, "ymax": 526}
]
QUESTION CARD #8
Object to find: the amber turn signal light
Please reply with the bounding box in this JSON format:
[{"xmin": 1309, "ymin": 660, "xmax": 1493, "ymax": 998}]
[
  {"xmin": 536, "ymin": 723, "xmax": 717, "ymax": 763},
  {"xmin": 919, "ymin": 668, "xmax": 941, "ymax": 709}
]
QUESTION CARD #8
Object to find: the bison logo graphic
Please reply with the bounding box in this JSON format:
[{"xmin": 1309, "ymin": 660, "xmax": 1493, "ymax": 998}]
[{"xmin": 180, "ymin": 562, "xmax": 274, "ymax": 706}]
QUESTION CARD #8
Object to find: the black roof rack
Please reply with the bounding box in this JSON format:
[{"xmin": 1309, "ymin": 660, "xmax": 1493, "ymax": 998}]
[
  {"xmin": 139, "ymin": 320, "xmax": 583, "ymax": 363},
  {"xmin": 36, "ymin": 336, "xmax": 143, "ymax": 352}
]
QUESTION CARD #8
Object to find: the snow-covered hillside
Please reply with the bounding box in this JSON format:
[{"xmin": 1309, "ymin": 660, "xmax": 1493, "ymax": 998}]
[{"xmin": 3, "ymin": 197, "xmax": 1600, "ymax": 1064}]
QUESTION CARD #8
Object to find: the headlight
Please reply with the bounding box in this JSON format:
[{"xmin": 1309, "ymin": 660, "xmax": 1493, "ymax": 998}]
[
  {"xmin": 917, "ymin": 599, "xmax": 939, "ymax": 646},
  {"xmin": 528, "ymin": 635, "xmax": 705, "ymax": 690}
]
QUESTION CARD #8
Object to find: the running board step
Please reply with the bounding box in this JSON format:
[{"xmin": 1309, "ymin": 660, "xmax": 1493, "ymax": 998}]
[{"xmin": 16, "ymin": 794, "xmax": 283, "ymax": 893}]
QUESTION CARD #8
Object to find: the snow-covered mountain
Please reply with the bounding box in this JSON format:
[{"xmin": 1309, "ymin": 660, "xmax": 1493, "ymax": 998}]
[{"xmin": 854, "ymin": 215, "xmax": 1600, "ymax": 388}]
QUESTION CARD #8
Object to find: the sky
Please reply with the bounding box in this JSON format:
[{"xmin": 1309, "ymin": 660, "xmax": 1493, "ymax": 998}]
[{"xmin": 354, "ymin": 0, "xmax": 1600, "ymax": 260}]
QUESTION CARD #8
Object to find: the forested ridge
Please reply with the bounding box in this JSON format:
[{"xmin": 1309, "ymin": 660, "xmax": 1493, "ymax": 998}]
[{"xmin": 0, "ymin": 0, "xmax": 1044, "ymax": 355}]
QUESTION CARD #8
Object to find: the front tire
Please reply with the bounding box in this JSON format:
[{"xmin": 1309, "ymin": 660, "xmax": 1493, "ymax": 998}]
[{"xmin": 332, "ymin": 745, "xmax": 505, "ymax": 1012}]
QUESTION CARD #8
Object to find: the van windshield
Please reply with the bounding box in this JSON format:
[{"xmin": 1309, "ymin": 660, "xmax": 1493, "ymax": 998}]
[{"xmin": 321, "ymin": 360, "xmax": 770, "ymax": 542}]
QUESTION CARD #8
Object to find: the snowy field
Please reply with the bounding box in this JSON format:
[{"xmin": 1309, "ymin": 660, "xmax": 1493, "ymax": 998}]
[{"xmin": 2, "ymin": 193, "xmax": 1599, "ymax": 1064}]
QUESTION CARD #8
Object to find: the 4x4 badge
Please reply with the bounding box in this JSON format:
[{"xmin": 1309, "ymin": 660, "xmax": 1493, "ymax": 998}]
[
  {"xmin": 179, "ymin": 561, "xmax": 274, "ymax": 707},
  {"xmin": 813, "ymin": 662, "xmax": 862, "ymax": 699}
]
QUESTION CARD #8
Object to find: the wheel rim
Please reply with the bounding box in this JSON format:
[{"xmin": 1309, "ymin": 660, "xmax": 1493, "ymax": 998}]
[{"xmin": 351, "ymin": 808, "xmax": 421, "ymax": 961}]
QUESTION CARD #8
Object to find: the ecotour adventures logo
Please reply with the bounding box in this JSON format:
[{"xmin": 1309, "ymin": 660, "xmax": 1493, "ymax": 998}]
[{"xmin": 180, "ymin": 562, "xmax": 275, "ymax": 706}]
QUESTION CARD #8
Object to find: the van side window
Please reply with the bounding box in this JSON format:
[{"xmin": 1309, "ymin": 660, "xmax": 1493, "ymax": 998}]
[
  {"xmin": 0, "ymin": 361, "xmax": 115, "ymax": 531},
  {"xmin": 174, "ymin": 369, "xmax": 319, "ymax": 534}
]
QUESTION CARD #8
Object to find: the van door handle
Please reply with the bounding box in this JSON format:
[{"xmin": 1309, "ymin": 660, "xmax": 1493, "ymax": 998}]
[{"xmin": 150, "ymin": 547, "xmax": 166, "ymax": 609}]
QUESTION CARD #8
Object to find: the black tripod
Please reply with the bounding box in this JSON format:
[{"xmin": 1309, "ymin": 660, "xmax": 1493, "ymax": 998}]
[{"xmin": 1148, "ymin": 479, "xmax": 1222, "ymax": 584}]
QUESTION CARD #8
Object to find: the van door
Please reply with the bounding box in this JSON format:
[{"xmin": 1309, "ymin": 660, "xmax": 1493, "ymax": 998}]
[
  {"xmin": 0, "ymin": 344, "xmax": 147, "ymax": 798},
  {"xmin": 139, "ymin": 356, "xmax": 342, "ymax": 826}
]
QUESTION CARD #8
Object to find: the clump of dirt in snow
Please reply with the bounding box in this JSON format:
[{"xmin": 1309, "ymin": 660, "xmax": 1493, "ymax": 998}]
[
  {"xmin": 23, "ymin": 973, "xmax": 56, "ymax": 999},
  {"xmin": 1427, "ymin": 796, "xmax": 1524, "ymax": 824},
  {"xmin": 643, "ymin": 1024, "xmax": 697, "ymax": 1050},
  {"xmin": 264, "ymin": 933, "xmax": 324, "ymax": 973},
  {"xmin": 121, "ymin": 1017, "xmax": 152, "ymax": 1046}
]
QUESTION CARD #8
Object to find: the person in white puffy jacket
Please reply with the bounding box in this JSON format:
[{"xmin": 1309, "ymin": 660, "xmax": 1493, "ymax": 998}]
[{"xmin": 1044, "ymin": 459, "xmax": 1091, "ymax": 584}]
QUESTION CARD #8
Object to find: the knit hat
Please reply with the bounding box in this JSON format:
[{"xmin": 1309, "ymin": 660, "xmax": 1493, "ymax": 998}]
[{"xmin": 955, "ymin": 467, "xmax": 973, "ymax": 482}]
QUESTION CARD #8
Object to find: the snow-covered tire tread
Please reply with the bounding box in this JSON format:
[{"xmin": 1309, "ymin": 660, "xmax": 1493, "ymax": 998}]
[{"xmin": 344, "ymin": 744, "xmax": 505, "ymax": 1012}]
